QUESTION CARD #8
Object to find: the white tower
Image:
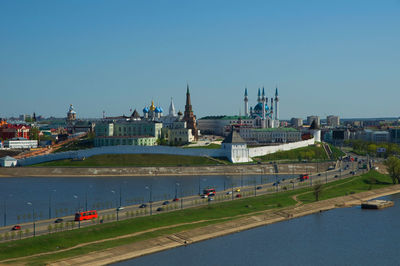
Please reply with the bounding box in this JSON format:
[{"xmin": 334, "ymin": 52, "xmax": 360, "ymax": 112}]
[
  {"xmin": 262, "ymin": 87, "xmax": 266, "ymax": 128},
  {"xmin": 169, "ymin": 97, "xmax": 176, "ymax": 117},
  {"xmin": 274, "ymin": 87, "xmax": 279, "ymax": 121},
  {"xmin": 244, "ymin": 88, "xmax": 249, "ymax": 117}
]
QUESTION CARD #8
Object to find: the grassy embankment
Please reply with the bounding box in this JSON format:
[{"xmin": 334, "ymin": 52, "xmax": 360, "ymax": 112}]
[
  {"xmin": 0, "ymin": 170, "xmax": 392, "ymax": 265},
  {"xmin": 32, "ymin": 154, "xmax": 223, "ymax": 167},
  {"xmin": 255, "ymin": 144, "xmax": 345, "ymax": 163},
  {"xmin": 183, "ymin": 143, "xmax": 221, "ymax": 149}
]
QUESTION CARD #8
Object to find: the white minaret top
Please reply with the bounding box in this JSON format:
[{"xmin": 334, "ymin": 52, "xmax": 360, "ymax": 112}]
[
  {"xmin": 169, "ymin": 97, "xmax": 176, "ymax": 117},
  {"xmin": 244, "ymin": 88, "xmax": 249, "ymax": 117},
  {"xmin": 274, "ymin": 87, "xmax": 279, "ymax": 121}
]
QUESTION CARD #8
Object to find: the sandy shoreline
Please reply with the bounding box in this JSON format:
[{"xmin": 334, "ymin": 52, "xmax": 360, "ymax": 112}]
[{"xmin": 49, "ymin": 185, "xmax": 400, "ymax": 266}]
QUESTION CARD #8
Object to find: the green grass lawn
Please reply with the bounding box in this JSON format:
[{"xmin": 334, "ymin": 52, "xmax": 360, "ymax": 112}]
[
  {"xmin": 32, "ymin": 154, "xmax": 223, "ymax": 167},
  {"xmin": 183, "ymin": 143, "xmax": 221, "ymax": 149},
  {"xmin": 297, "ymin": 170, "xmax": 392, "ymax": 203},
  {"xmin": 0, "ymin": 170, "xmax": 393, "ymax": 265}
]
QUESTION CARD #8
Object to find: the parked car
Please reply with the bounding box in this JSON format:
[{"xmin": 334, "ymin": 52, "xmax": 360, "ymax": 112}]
[
  {"xmin": 12, "ymin": 225, "xmax": 21, "ymax": 231},
  {"xmin": 54, "ymin": 218, "xmax": 63, "ymax": 223},
  {"xmin": 139, "ymin": 204, "xmax": 147, "ymax": 208},
  {"xmin": 236, "ymin": 194, "xmax": 242, "ymax": 198},
  {"xmin": 162, "ymin": 201, "xmax": 170, "ymax": 205},
  {"xmin": 235, "ymin": 188, "xmax": 241, "ymax": 192},
  {"xmin": 334, "ymin": 175, "xmax": 339, "ymax": 178},
  {"xmin": 256, "ymin": 186, "xmax": 262, "ymax": 190},
  {"xmin": 226, "ymin": 191, "xmax": 233, "ymax": 195},
  {"xmin": 173, "ymin": 198, "xmax": 179, "ymax": 202},
  {"xmin": 208, "ymin": 197, "xmax": 214, "ymax": 202},
  {"xmin": 116, "ymin": 206, "xmax": 124, "ymax": 211},
  {"xmin": 201, "ymin": 194, "xmax": 208, "ymax": 198},
  {"xmin": 156, "ymin": 207, "xmax": 163, "ymax": 212}
]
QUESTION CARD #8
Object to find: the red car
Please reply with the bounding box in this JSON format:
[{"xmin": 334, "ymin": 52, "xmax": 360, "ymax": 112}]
[
  {"xmin": 236, "ymin": 194, "xmax": 242, "ymax": 198},
  {"xmin": 173, "ymin": 198, "xmax": 180, "ymax": 202},
  {"xmin": 12, "ymin": 225, "xmax": 21, "ymax": 231}
]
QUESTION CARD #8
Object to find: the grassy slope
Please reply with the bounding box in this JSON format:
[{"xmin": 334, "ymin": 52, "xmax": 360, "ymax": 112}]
[
  {"xmin": 298, "ymin": 170, "xmax": 392, "ymax": 203},
  {"xmin": 0, "ymin": 170, "xmax": 392, "ymax": 265},
  {"xmin": 32, "ymin": 154, "xmax": 222, "ymax": 167},
  {"xmin": 183, "ymin": 143, "xmax": 221, "ymax": 149}
]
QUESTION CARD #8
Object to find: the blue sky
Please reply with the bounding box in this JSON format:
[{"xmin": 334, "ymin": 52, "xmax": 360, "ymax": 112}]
[{"xmin": 1, "ymin": 0, "xmax": 399, "ymax": 119}]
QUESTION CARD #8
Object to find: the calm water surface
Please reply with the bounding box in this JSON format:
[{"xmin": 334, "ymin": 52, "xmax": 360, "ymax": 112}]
[
  {"xmin": 0, "ymin": 174, "xmax": 290, "ymax": 225},
  {"xmin": 115, "ymin": 193, "xmax": 400, "ymax": 266}
]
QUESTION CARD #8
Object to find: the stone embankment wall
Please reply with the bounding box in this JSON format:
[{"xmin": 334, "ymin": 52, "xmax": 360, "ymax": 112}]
[{"xmin": 0, "ymin": 162, "xmax": 335, "ymax": 177}]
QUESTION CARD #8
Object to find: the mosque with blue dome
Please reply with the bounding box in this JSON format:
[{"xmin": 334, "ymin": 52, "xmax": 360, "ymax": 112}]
[{"xmin": 245, "ymin": 87, "xmax": 279, "ymax": 128}]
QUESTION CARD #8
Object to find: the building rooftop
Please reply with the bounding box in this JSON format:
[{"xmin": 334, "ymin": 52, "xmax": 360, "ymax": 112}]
[
  {"xmin": 252, "ymin": 128, "xmax": 298, "ymax": 132},
  {"xmin": 223, "ymin": 129, "xmax": 246, "ymax": 144}
]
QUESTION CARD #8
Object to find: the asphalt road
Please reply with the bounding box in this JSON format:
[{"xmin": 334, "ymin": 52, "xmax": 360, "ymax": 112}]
[{"xmin": 0, "ymin": 160, "xmax": 367, "ymax": 240}]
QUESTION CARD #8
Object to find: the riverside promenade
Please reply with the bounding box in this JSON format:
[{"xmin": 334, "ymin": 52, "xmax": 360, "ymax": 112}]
[{"xmin": 49, "ymin": 184, "xmax": 400, "ymax": 266}]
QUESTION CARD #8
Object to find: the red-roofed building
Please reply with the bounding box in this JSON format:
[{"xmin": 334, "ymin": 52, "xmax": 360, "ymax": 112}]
[{"xmin": 0, "ymin": 124, "xmax": 31, "ymax": 140}]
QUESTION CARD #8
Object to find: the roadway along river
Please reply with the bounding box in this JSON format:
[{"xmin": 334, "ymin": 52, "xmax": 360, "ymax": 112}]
[
  {"xmin": 115, "ymin": 193, "xmax": 400, "ymax": 266},
  {"xmin": 0, "ymin": 174, "xmax": 293, "ymax": 226}
]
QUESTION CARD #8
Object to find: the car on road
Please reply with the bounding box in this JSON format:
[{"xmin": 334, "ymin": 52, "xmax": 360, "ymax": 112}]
[
  {"xmin": 156, "ymin": 207, "xmax": 164, "ymax": 212},
  {"xmin": 173, "ymin": 198, "xmax": 179, "ymax": 202},
  {"xmin": 256, "ymin": 186, "xmax": 262, "ymax": 190},
  {"xmin": 162, "ymin": 201, "xmax": 170, "ymax": 205},
  {"xmin": 139, "ymin": 204, "xmax": 147, "ymax": 208},
  {"xmin": 317, "ymin": 173, "xmax": 321, "ymax": 176},
  {"xmin": 12, "ymin": 225, "xmax": 21, "ymax": 231},
  {"xmin": 226, "ymin": 191, "xmax": 233, "ymax": 195},
  {"xmin": 208, "ymin": 197, "xmax": 214, "ymax": 202},
  {"xmin": 334, "ymin": 175, "xmax": 339, "ymax": 178},
  {"xmin": 54, "ymin": 218, "xmax": 63, "ymax": 223},
  {"xmin": 116, "ymin": 206, "xmax": 125, "ymax": 211},
  {"xmin": 235, "ymin": 188, "xmax": 241, "ymax": 192},
  {"xmin": 236, "ymin": 194, "xmax": 242, "ymax": 198},
  {"xmin": 201, "ymin": 194, "xmax": 208, "ymax": 198}
]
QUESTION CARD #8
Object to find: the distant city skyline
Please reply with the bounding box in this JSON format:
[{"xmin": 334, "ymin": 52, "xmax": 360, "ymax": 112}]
[{"xmin": 1, "ymin": 0, "xmax": 399, "ymax": 119}]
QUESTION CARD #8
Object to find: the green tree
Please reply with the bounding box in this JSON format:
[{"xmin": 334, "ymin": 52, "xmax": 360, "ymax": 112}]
[
  {"xmin": 384, "ymin": 156, "xmax": 400, "ymax": 184},
  {"xmin": 29, "ymin": 127, "xmax": 40, "ymax": 140},
  {"xmin": 313, "ymin": 182, "xmax": 323, "ymax": 201}
]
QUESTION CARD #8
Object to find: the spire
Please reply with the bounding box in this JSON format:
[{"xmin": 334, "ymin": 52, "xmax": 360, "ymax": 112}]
[
  {"xmin": 187, "ymin": 83, "xmax": 190, "ymax": 94},
  {"xmin": 275, "ymin": 87, "xmax": 278, "ymax": 97},
  {"xmin": 262, "ymin": 87, "xmax": 265, "ymax": 97},
  {"xmin": 244, "ymin": 88, "xmax": 248, "ymax": 97},
  {"xmin": 169, "ymin": 97, "xmax": 176, "ymax": 117},
  {"xmin": 257, "ymin": 88, "xmax": 261, "ymax": 102}
]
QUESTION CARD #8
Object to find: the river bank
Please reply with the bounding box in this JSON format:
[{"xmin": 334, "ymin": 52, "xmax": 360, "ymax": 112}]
[
  {"xmin": 49, "ymin": 184, "xmax": 400, "ymax": 266},
  {"xmin": 0, "ymin": 161, "xmax": 335, "ymax": 177}
]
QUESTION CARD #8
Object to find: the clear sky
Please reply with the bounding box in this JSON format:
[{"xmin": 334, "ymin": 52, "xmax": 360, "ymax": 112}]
[{"xmin": 1, "ymin": 0, "xmax": 399, "ymax": 120}]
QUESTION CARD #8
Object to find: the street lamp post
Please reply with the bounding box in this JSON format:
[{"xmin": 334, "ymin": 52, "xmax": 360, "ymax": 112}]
[
  {"xmin": 145, "ymin": 185, "xmax": 153, "ymax": 215},
  {"xmin": 111, "ymin": 190, "xmax": 119, "ymax": 221},
  {"xmin": 27, "ymin": 202, "xmax": 35, "ymax": 237},
  {"xmin": 49, "ymin": 189, "xmax": 56, "ymax": 219},
  {"xmin": 73, "ymin": 195, "xmax": 80, "ymax": 228}
]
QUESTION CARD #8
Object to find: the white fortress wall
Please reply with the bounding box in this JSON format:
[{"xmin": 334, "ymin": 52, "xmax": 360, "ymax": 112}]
[{"xmin": 248, "ymin": 138, "xmax": 315, "ymax": 158}]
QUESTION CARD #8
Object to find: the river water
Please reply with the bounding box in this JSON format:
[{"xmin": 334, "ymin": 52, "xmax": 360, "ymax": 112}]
[
  {"xmin": 0, "ymin": 174, "xmax": 291, "ymax": 226},
  {"xmin": 115, "ymin": 193, "xmax": 400, "ymax": 266}
]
